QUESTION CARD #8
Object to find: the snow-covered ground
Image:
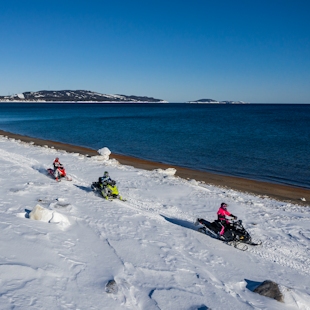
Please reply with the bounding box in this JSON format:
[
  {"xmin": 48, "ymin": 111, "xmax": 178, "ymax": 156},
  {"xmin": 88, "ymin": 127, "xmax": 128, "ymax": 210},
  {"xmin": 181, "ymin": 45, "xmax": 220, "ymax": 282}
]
[{"xmin": 0, "ymin": 135, "xmax": 309, "ymax": 310}]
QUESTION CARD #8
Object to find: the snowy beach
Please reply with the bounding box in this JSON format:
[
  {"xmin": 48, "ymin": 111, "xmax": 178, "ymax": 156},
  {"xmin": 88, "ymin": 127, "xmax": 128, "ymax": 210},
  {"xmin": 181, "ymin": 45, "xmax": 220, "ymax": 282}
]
[{"xmin": 1, "ymin": 133, "xmax": 310, "ymax": 309}]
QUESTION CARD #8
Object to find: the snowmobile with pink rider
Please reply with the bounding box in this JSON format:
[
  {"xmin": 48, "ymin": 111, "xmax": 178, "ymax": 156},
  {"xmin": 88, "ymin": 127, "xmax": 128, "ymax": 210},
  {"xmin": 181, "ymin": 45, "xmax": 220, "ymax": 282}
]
[{"xmin": 196, "ymin": 203, "xmax": 261, "ymax": 251}]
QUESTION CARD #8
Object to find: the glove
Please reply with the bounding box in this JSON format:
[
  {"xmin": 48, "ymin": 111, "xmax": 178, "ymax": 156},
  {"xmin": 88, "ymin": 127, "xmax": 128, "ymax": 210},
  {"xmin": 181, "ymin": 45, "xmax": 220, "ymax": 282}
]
[{"xmin": 231, "ymin": 215, "xmax": 237, "ymax": 220}]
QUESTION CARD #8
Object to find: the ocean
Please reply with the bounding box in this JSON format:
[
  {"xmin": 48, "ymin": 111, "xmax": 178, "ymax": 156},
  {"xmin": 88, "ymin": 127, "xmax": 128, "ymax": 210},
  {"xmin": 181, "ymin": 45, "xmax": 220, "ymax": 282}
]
[{"xmin": 0, "ymin": 103, "xmax": 309, "ymax": 189}]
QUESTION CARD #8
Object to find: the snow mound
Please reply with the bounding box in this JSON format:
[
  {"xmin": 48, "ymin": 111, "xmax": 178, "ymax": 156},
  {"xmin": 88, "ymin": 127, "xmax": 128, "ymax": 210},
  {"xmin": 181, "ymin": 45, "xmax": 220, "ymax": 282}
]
[
  {"xmin": 280, "ymin": 285, "xmax": 310, "ymax": 309},
  {"xmin": 154, "ymin": 167, "xmax": 176, "ymax": 176},
  {"xmin": 29, "ymin": 204, "xmax": 70, "ymax": 227},
  {"xmin": 97, "ymin": 147, "xmax": 111, "ymax": 160}
]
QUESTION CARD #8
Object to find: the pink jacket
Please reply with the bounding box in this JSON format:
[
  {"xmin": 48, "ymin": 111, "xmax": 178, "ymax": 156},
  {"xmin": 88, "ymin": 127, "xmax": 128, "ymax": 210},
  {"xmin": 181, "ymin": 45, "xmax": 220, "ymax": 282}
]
[{"xmin": 217, "ymin": 206, "xmax": 232, "ymax": 222}]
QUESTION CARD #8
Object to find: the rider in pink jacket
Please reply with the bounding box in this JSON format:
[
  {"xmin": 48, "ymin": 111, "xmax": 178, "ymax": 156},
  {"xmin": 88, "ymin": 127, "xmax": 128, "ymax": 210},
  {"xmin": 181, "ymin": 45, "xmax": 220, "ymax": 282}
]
[{"xmin": 217, "ymin": 203, "xmax": 237, "ymax": 236}]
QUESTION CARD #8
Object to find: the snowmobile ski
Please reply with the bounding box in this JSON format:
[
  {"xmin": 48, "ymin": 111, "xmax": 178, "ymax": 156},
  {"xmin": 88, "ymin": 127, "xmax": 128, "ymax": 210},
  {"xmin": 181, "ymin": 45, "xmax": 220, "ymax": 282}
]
[
  {"xmin": 247, "ymin": 240, "xmax": 262, "ymax": 246},
  {"xmin": 108, "ymin": 197, "xmax": 127, "ymax": 202},
  {"xmin": 228, "ymin": 241, "xmax": 249, "ymax": 251}
]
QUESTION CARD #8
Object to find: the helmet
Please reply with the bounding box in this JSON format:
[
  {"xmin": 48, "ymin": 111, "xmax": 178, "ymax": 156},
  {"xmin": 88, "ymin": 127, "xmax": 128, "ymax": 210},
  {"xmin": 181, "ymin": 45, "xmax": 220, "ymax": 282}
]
[
  {"xmin": 104, "ymin": 171, "xmax": 109, "ymax": 177},
  {"xmin": 55, "ymin": 157, "xmax": 59, "ymax": 162},
  {"xmin": 221, "ymin": 203, "xmax": 228, "ymax": 209}
]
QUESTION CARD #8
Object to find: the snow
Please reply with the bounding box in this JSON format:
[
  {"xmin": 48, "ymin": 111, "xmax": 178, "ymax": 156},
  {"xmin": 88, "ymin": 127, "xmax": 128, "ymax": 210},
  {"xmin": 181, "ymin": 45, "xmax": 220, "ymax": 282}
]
[
  {"xmin": 28, "ymin": 204, "xmax": 70, "ymax": 226},
  {"xmin": 153, "ymin": 167, "xmax": 177, "ymax": 176},
  {"xmin": 98, "ymin": 147, "xmax": 111, "ymax": 160},
  {"xmin": 17, "ymin": 93, "xmax": 25, "ymax": 99},
  {"xmin": 0, "ymin": 135, "xmax": 310, "ymax": 310}
]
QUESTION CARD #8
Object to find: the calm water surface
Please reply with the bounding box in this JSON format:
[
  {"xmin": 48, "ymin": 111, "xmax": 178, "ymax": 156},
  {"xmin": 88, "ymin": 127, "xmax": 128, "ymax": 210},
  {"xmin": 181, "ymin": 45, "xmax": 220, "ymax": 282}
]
[{"xmin": 0, "ymin": 103, "xmax": 309, "ymax": 189}]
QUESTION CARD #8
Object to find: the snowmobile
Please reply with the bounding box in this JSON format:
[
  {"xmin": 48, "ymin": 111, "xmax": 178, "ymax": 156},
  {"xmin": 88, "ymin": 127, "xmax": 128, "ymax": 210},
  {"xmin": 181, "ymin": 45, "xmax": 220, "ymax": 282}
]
[
  {"xmin": 91, "ymin": 179, "xmax": 123, "ymax": 200},
  {"xmin": 47, "ymin": 166, "xmax": 72, "ymax": 182},
  {"xmin": 196, "ymin": 218, "xmax": 261, "ymax": 251}
]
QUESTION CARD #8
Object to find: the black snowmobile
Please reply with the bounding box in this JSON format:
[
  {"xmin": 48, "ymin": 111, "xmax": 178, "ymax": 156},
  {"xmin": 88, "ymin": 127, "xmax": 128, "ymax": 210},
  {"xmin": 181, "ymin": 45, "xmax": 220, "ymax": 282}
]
[{"xmin": 196, "ymin": 218, "xmax": 261, "ymax": 251}]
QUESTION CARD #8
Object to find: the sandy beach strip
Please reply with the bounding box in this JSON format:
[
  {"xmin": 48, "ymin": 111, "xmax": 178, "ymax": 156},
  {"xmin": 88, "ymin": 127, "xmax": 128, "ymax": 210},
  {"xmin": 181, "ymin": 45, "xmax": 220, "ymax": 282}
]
[{"xmin": 1, "ymin": 129, "xmax": 309, "ymax": 206}]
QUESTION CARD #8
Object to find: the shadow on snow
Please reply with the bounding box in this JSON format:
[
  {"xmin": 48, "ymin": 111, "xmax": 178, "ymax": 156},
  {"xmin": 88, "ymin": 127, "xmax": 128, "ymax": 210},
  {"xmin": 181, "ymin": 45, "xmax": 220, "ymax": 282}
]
[{"xmin": 160, "ymin": 215, "xmax": 197, "ymax": 231}]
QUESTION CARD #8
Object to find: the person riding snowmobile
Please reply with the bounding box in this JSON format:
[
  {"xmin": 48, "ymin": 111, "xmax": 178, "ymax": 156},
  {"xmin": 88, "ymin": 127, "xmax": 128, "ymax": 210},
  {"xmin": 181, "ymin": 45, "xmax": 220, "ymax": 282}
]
[
  {"xmin": 196, "ymin": 203, "xmax": 260, "ymax": 249},
  {"xmin": 217, "ymin": 203, "xmax": 237, "ymax": 236},
  {"xmin": 99, "ymin": 171, "xmax": 111, "ymax": 185},
  {"xmin": 92, "ymin": 171, "xmax": 122, "ymax": 200},
  {"xmin": 53, "ymin": 157, "xmax": 64, "ymax": 181},
  {"xmin": 53, "ymin": 157, "xmax": 61, "ymax": 169}
]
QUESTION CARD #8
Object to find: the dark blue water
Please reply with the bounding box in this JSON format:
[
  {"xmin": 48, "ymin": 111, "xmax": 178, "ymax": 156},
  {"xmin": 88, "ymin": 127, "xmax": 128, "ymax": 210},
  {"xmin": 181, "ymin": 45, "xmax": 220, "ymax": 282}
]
[{"xmin": 0, "ymin": 103, "xmax": 309, "ymax": 189}]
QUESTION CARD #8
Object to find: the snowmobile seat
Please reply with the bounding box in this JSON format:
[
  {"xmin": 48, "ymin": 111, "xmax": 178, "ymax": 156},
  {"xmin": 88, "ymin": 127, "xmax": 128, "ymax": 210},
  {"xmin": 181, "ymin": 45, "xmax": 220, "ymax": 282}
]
[{"xmin": 210, "ymin": 220, "xmax": 222, "ymax": 233}]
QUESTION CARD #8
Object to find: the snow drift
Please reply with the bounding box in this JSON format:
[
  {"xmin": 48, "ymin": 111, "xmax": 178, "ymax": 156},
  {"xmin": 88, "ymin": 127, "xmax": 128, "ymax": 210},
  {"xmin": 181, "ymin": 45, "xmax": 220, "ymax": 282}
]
[{"xmin": 29, "ymin": 204, "xmax": 70, "ymax": 227}]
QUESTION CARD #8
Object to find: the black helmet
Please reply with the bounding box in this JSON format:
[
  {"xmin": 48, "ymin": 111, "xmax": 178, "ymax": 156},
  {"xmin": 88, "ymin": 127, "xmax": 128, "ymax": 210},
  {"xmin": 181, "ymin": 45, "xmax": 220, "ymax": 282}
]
[
  {"xmin": 221, "ymin": 203, "xmax": 228, "ymax": 209},
  {"xmin": 104, "ymin": 171, "xmax": 109, "ymax": 177}
]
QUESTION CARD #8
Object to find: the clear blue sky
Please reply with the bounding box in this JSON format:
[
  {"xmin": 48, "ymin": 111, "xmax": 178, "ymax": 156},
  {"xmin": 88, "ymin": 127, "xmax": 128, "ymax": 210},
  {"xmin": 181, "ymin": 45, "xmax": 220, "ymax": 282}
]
[{"xmin": 1, "ymin": 0, "xmax": 309, "ymax": 103}]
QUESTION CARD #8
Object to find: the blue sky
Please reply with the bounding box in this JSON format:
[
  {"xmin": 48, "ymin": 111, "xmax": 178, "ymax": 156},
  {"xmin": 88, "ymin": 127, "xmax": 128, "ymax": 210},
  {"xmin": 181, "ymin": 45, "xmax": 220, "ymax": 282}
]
[{"xmin": 1, "ymin": 0, "xmax": 309, "ymax": 103}]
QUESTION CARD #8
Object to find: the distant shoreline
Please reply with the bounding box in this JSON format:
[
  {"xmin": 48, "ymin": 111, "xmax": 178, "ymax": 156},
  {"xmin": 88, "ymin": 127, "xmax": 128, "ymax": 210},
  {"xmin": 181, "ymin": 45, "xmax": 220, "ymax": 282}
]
[
  {"xmin": 0, "ymin": 101, "xmax": 166, "ymax": 104},
  {"xmin": 1, "ymin": 129, "xmax": 309, "ymax": 206},
  {"xmin": 0, "ymin": 90, "xmax": 168, "ymax": 103}
]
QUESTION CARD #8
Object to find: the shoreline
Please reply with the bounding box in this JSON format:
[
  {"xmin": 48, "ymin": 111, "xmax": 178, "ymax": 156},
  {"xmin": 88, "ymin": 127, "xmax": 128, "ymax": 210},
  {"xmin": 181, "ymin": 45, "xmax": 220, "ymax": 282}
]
[{"xmin": 1, "ymin": 129, "xmax": 309, "ymax": 206}]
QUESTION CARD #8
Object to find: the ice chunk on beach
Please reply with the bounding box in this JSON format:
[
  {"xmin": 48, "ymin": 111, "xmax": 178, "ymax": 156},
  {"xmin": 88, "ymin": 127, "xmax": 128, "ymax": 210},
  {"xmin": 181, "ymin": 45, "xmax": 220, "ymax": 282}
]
[
  {"xmin": 97, "ymin": 147, "xmax": 111, "ymax": 160},
  {"xmin": 29, "ymin": 204, "xmax": 70, "ymax": 226},
  {"xmin": 29, "ymin": 205, "xmax": 52, "ymax": 222},
  {"xmin": 154, "ymin": 168, "xmax": 176, "ymax": 176}
]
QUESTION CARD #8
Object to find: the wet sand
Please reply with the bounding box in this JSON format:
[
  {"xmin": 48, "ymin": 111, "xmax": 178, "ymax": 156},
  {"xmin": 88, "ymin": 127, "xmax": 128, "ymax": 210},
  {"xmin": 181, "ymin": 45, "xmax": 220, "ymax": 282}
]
[{"xmin": 1, "ymin": 129, "xmax": 309, "ymax": 206}]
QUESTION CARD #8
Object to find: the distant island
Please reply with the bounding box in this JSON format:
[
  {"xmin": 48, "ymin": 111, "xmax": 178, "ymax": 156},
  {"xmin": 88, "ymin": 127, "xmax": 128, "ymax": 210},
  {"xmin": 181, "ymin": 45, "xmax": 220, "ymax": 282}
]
[
  {"xmin": 0, "ymin": 90, "xmax": 249, "ymax": 104},
  {"xmin": 0, "ymin": 90, "xmax": 168, "ymax": 103},
  {"xmin": 187, "ymin": 99, "xmax": 249, "ymax": 104}
]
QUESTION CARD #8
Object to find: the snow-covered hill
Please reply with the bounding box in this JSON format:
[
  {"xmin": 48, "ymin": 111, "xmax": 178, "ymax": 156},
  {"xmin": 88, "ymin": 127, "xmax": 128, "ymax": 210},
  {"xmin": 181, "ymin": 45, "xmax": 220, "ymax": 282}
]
[
  {"xmin": 0, "ymin": 136, "xmax": 309, "ymax": 309},
  {"xmin": 187, "ymin": 99, "xmax": 248, "ymax": 104},
  {"xmin": 0, "ymin": 90, "xmax": 168, "ymax": 103}
]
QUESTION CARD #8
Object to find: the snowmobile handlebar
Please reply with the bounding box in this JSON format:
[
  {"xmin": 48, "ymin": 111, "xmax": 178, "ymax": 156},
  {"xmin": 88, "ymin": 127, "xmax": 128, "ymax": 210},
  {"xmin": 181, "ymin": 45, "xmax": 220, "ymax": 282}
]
[{"xmin": 228, "ymin": 219, "xmax": 242, "ymax": 225}]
